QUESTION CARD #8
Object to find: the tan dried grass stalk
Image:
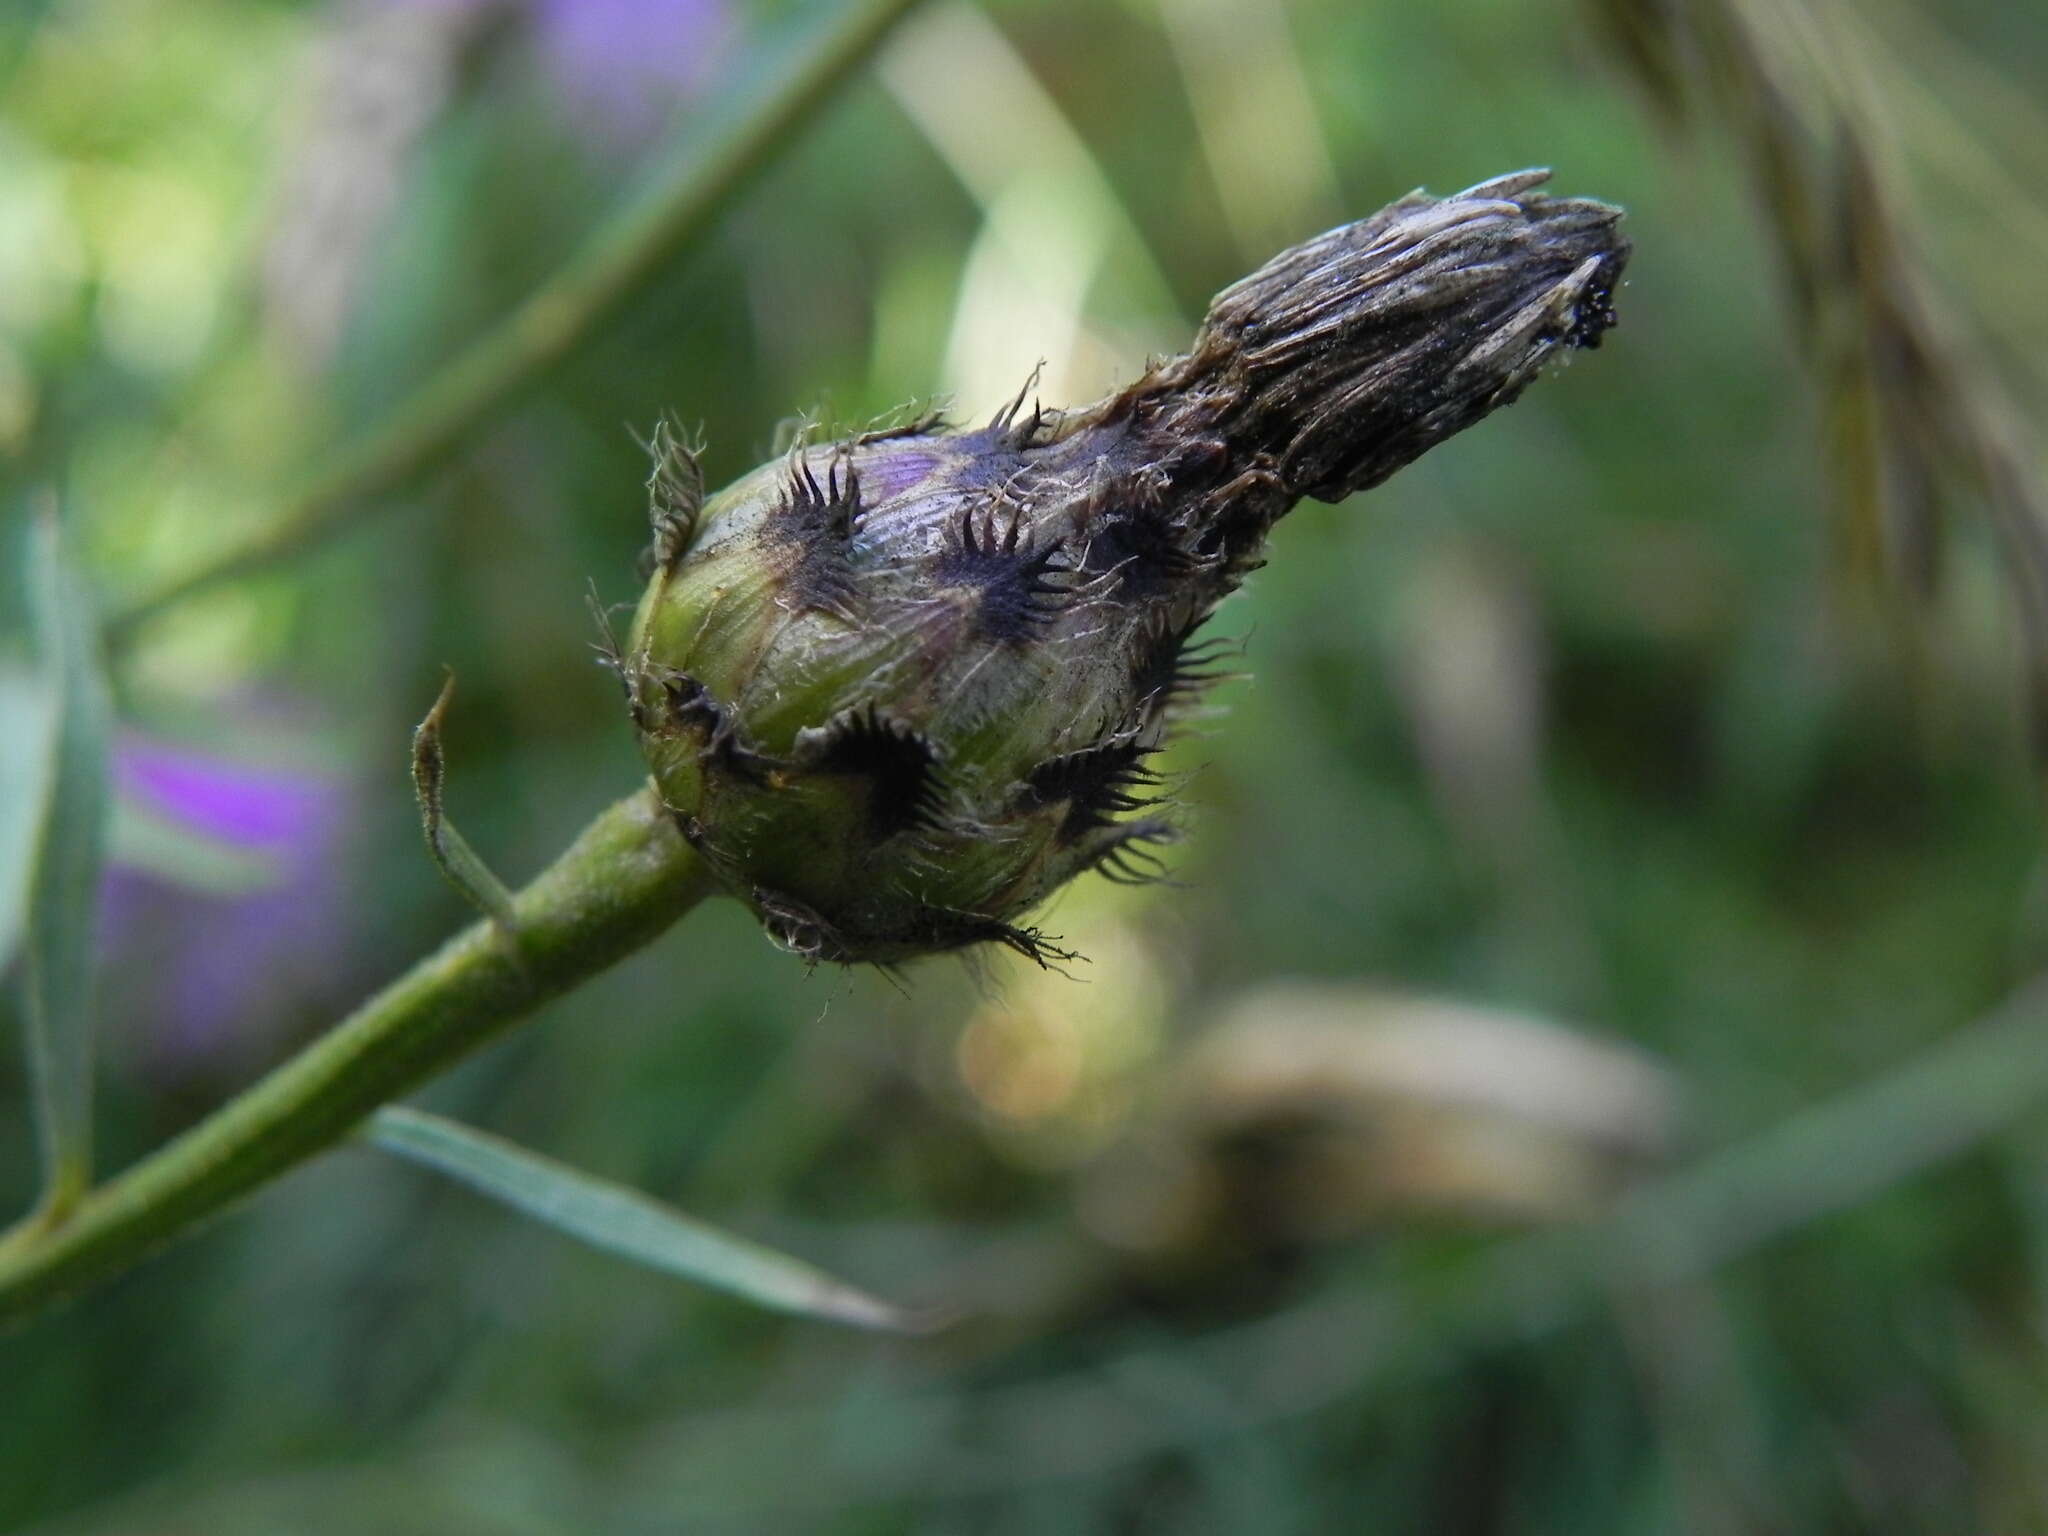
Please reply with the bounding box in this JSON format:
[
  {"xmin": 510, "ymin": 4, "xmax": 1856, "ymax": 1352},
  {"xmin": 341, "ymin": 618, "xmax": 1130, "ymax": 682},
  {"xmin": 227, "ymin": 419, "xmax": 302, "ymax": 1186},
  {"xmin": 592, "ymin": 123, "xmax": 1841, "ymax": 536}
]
[{"xmin": 1592, "ymin": 0, "xmax": 2048, "ymax": 753}]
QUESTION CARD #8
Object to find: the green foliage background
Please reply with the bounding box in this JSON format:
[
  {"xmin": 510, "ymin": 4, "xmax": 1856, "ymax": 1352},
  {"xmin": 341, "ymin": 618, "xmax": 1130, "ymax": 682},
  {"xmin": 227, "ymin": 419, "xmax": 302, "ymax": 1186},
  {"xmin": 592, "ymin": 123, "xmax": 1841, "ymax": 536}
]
[{"xmin": 5, "ymin": 0, "xmax": 2048, "ymax": 1528}]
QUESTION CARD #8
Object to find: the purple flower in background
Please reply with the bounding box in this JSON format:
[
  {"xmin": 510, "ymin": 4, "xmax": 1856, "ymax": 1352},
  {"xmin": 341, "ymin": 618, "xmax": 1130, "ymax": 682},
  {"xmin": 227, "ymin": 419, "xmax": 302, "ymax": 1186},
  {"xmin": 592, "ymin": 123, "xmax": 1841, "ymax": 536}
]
[
  {"xmin": 393, "ymin": 0, "xmax": 735, "ymax": 145},
  {"xmin": 531, "ymin": 0, "xmax": 734, "ymax": 146},
  {"xmin": 119, "ymin": 743, "xmax": 337, "ymax": 854},
  {"xmin": 101, "ymin": 735, "xmax": 354, "ymax": 1077}
]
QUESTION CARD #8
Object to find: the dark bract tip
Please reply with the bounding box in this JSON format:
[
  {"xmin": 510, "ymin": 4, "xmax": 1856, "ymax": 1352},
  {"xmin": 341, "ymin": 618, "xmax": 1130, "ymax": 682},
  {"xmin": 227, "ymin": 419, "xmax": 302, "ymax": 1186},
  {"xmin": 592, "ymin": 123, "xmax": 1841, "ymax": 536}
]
[{"xmin": 1177, "ymin": 169, "xmax": 1632, "ymax": 504}]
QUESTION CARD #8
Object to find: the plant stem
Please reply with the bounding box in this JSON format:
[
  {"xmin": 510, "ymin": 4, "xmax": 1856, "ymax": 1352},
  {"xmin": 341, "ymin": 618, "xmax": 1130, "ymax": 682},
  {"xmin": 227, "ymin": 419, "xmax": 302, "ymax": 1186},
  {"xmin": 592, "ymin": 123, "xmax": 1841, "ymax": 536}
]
[
  {"xmin": 0, "ymin": 786, "xmax": 715, "ymax": 1330},
  {"xmin": 101, "ymin": 0, "xmax": 929, "ymax": 648}
]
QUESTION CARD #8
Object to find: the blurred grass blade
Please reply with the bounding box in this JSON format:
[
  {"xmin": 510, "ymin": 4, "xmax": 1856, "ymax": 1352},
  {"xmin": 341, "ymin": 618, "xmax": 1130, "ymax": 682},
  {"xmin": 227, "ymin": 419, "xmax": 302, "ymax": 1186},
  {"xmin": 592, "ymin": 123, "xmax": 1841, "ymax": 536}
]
[
  {"xmin": 106, "ymin": 795, "xmax": 277, "ymax": 898},
  {"xmin": 1592, "ymin": 0, "xmax": 2048, "ymax": 759},
  {"xmin": 0, "ymin": 665, "xmax": 55, "ymax": 971},
  {"xmin": 367, "ymin": 1107, "xmax": 932, "ymax": 1334},
  {"xmin": 18, "ymin": 505, "xmax": 113, "ymax": 1223}
]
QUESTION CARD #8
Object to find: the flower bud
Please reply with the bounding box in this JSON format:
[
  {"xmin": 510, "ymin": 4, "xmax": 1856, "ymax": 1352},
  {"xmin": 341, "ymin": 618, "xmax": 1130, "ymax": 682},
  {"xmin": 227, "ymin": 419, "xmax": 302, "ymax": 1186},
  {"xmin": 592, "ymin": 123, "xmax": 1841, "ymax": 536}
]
[{"xmin": 622, "ymin": 171, "xmax": 1628, "ymax": 965}]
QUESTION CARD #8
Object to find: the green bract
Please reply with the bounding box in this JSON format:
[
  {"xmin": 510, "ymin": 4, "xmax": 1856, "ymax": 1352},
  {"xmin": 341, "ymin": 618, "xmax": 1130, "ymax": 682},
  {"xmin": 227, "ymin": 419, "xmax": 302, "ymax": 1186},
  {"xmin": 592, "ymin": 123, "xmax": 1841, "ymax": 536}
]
[{"xmin": 623, "ymin": 171, "xmax": 1629, "ymax": 965}]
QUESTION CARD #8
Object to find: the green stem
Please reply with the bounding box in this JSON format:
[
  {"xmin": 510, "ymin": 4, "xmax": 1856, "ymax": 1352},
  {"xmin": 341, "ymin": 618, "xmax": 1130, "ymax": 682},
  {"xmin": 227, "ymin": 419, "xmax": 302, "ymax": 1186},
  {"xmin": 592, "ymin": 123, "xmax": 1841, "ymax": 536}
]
[
  {"xmin": 0, "ymin": 786, "xmax": 715, "ymax": 1329},
  {"xmin": 101, "ymin": 0, "xmax": 928, "ymax": 648}
]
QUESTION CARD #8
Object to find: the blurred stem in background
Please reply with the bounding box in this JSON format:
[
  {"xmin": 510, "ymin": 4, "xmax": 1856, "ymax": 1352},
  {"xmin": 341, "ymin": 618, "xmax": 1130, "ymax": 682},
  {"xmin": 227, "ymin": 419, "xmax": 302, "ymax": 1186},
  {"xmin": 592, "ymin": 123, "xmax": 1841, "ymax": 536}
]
[{"xmin": 100, "ymin": 0, "xmax": 929, "ymax": 648}]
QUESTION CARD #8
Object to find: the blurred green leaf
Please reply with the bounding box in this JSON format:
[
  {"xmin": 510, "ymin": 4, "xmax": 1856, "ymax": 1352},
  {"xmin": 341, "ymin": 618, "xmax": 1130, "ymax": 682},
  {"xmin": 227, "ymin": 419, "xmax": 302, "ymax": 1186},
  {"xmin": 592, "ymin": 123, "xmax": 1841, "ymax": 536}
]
[
  {"xmin": 366, "ymin": 1107, "xmax": 933, "ymax": 1334},
  {"xmin": 17, "ymin": 505, "xmax": 112, "ymax": 1219},
  {"xmin": 107, "ymin": 796, "xmax": 278, "ymax": 898},
  {"xmin": 0, "ymin": 664, "xmax": 57, "ymax": 971}
]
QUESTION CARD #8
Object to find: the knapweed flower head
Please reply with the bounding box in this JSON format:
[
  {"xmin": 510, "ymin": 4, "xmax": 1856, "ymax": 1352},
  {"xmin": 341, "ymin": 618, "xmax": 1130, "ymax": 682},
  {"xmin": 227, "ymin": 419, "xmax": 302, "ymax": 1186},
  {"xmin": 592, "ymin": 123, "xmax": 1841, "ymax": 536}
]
[{"xmin": 621, "ymin": 171, "xmax": 1628, "ymax": 966}]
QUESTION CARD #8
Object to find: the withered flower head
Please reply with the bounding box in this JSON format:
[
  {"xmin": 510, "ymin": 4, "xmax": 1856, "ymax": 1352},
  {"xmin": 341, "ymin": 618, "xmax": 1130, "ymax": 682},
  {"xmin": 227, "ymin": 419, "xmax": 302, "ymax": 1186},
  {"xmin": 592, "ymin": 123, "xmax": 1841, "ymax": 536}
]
[{"xmin": 621, "ymin": 170, "xmax": 1627, "ymax": 965}]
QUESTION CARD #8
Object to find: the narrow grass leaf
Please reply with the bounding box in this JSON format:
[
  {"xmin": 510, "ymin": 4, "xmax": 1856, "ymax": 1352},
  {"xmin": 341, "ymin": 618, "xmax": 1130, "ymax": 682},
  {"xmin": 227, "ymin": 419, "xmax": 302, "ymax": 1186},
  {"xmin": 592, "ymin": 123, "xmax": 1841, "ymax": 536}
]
[
  {"xmin": 367, "ymin": 1107, "xmax": 933, "ymax": 1333},
  {"xmin": 19, "ymin": 506, "xmax": 112, "ymax": 1218},
  {"xmin": 0, "ymin": 665, "xmax": 56, "ymax": 970},
  {"xmin": 107, "ymin": 795, "xmax": 278, "ymax": 898}
]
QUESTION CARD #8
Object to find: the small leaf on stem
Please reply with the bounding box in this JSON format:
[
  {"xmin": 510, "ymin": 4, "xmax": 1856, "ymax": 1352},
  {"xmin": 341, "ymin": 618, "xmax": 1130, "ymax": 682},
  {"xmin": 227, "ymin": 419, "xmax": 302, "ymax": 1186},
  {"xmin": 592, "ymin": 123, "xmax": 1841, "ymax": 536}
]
[
  {"xmin": 366, "ymin": 1106, "xmax": 938, "ymax": 1334},
  {"xmin": 411, "ymin": 671, "xmax": 521, "ymax": 940}
]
